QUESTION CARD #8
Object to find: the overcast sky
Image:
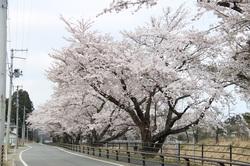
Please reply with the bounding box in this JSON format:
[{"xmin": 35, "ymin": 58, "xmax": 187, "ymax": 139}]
[{"xmin": 7, "ymin": 0, "xmax": 248, "ymax": 114}]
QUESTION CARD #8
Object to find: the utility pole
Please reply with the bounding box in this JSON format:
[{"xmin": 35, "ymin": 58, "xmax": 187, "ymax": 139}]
[
  {"xmin": 14, "ymin": 86, "xmax": 19, "ymax": 152},
  {"xmin": 5, "ymin": 50, "xmax": 14, "ymax": 153},
  {"xmin": 26, "ymin": 126, "xmax": 29, "ymax": 143},
  {"xmin": 21, "ymin": 106, "xmax": 25, "ymax": 145},
  {"xmin": 0, "ymin": 0, "xmax": 8, "ymax": 165},
  {"xmin": 5, "ymin": 48, "xmax": 26, "ymax": 158}
]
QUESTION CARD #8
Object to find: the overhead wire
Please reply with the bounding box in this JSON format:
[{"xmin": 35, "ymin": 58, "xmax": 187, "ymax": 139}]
[
  {"xmin": 21, "ymin": 0, "xmax": 33, "ymax": 78},
  {"xmin": 7, "ymin": 0, "xmax": 33, "ymax": 89}
]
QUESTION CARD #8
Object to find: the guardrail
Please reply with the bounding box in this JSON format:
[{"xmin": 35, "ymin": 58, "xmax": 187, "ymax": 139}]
[{"xmin": 50, "ymin": 143, "xmax": 250, "ymax": 166}]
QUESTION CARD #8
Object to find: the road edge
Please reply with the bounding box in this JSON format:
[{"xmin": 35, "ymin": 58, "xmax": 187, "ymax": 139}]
[
  {"xmin": 19, "ymin": 145, "xmax": 32, "ymax": 166},
  {"xmin": 56, "ymin": 147, "xmax": 124, "ymax": 166}
]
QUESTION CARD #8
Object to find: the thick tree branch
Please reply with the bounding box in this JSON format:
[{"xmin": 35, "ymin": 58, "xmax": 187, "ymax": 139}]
[
  {"xmin": 173, "ymin": 95, "xmax": 191, "ymax": 108},
  {"xmin": 152, "ymin": 96, "xmax": 214, "ymax": 142},
  {"xmin": 90, "ymin": 83, "xmax": 142, "ymax": 126},
  {"xmin": 99, "ymin": 124, "xmax": 111, "ymax": 139},
  {"xmin": 100, "ymin": 127, "xmax": 130, "ymax": 143},
  {"xmin": 131, "ymin": 97, "xmax": 145, "ymax": 122},
  {"xmin": 144, "ymin": 87, "xmax": 157, "ymax": 122},
  {"xmin": 169, "ymin": 111, "xmax": 206, "ymax": 135}
]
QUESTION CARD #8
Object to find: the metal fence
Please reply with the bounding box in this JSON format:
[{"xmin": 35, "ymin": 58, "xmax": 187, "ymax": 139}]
[
  {"xmin": 50, "ymin": 142, "xmax": 250, "ymax": 166},
  {"xmin": 98, "ymin": 142, "xmax": 250, "ymax": 164}
]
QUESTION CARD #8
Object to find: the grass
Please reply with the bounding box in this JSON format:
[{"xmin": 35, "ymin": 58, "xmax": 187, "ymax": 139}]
[{"xmin": 162, "ymin": 138, "xmax": 250, "ymax": 163}]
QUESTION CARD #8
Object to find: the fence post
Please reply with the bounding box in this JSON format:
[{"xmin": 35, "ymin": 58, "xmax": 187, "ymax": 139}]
[
  {"xmin": 201, "ymin": 144, "xmax": 204, "ymax": 166},
  {"xmin": 83, "ymin": 146, "xmax": 85, "ymax": 153},
  {"xmin": 142, "ymin": 154, "xmax": 146, "ymax": 166},
  {"xmin": 127, "ymin": 151, "xmax": 130, "ymax": 163},
  {"xmin": 229, "ymin": 145, "xmax": 232, "ymax": 166},
  {"xmin": 160, "ymin": 155, "xmax": 164, "ymax": 166},
  {"xmin": 92, "ymin": 147, "xmax": 95, "ymax": 156},
  {"xmin": 80, "ymin": 145, "xmax": 83, "ymax": 153},
  {"xmin": 87, "ymin": 147, "xmax": 89, "ymax": 154},
  {"xmin": 106, "ymin": 149, "xmax": 109, "ymax": 159},
  {"xmin": 116, "ymin": 150, "xmax": 118, "ymax": 161},
  {"xmin": 119, "ymin": 143, "xmax": 120, "ymax": 150},
  {"xmin": 126, "ymin": 142, "xmax": 129, "ymax": 150},
  {"xmin": 99, "ymin": 148, "xmax": 101, "ymax": 157},
  {"xmin": 184, "ymin": 158, "xmax": 190, "ymax": 166},
  {"xmin": 177, "ymin": 143, "xmax": 181, "ymax": 165},
  {"xmin": 1, "ymin": 145, "xmax": 4, "ymax": 166},
  {"xmin": 218, "ymin": 162, "xmax": 225, "ymax": 166}
]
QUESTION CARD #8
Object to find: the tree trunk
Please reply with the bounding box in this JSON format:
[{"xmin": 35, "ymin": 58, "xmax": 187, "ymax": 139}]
[
  {"xmin": 185, "ymin": 131, "xmax": 190, "ymax": 143},
  {"xmin": 140, "ymin": 127, "xmax": 166, "ymax": 156}
]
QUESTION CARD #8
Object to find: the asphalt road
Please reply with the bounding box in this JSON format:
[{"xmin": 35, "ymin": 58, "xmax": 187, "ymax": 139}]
[{"xmin": 16, "ymin": 144, "xmax": 125, "ymax": 166}]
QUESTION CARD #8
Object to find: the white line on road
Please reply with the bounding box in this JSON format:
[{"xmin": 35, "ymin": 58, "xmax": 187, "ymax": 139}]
[
  {"xmin": 56, "ymin": 147, "xmax": 124, "ymax": 166},
  {"xmin": 19, "ymin": 145, "xmax": 32, "ymax": 166}
]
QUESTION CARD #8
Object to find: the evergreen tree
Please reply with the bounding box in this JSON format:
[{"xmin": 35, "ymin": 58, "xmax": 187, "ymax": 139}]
[{"xmin": 5, "ymin": 89, "xmax": 34, "ymax": 138}]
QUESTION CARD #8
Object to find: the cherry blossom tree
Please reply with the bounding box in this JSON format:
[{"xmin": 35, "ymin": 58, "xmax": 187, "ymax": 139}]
[
  {"xmin": 28, "ymin": 85, "xmax": 133, "ymax": 144},
  {"xmin": 41, "ymin": 8, "xmax": 233, "ymax": 153},
  {"xmin": 198, "ymin": 0, "xmax": 250, "ymax": 103},
  {"xmin": 101, "ymin": 0, "xmax": 250, "ymax": 102},
  {"xmin": 102, "ymin": 0, "xmax": 250, "ymax": 14}
]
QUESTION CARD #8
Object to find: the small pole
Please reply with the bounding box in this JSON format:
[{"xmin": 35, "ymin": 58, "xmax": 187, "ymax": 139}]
[
  {"xmin": 106, "ymin": 149, "xmax": 109, "ymax": 159},
  {"xmin": 127, "ymin": 151, "xmax": 130, "ymax": 163},
  {"xmin": 177, "ymin": 143, "xmax": 181, "ymax": 164},
  {"xmin": 14, "ymin": 86, "xmax": 19, "ymax": 152},
  {"xmin": 229, "ymin": 145, "xmax": 232, "ymax": 166},
  {"xmin": 80, "ymin": 145, "xmax": 83, "ymax": 153},
  {"xmin": 5, "ymin": 49, "xmax": 14, "ymax": 159},
  {"xmin": 201, "ymin": 144, "xmax": 204, "ymax": 166},
  {"xmin": 99, "ymin": 148, "xmax": 101, "ymax": 157},
  {"xmin": 26, "ymin": 127, "xmax": 29, "ymax": 143},
  {"xmin": 142, "ymin": 154, "xmax": 146, "ymax": 166},
  {"xmin": 116, "ymin": 150, "xmax": 118, "ymax": 161},
  {"xmin": 21, "ymin": 106, "xmax": 26, "ymax": 145},
  {"xmin": 160, "ymin": 155, "xmax": 164, "ymax": 166}
]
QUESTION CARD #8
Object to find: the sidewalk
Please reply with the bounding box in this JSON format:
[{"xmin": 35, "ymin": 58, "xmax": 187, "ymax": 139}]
[{"xmin": 5, "ymin": 146, "xmax": 28, "ymax": 166}]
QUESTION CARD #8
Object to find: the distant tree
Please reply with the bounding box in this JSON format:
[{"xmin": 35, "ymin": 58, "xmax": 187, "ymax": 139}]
[
  {"xmin": 225, "ymin": 114, "xmax": 250, "ymax": 138},
  {"xmin": 242, "ymin": 112, "xmax": 250, "ymax": 128},
  {"xmin": 6, "ymin": 89, "xmax": 34, "ymax": 138}
]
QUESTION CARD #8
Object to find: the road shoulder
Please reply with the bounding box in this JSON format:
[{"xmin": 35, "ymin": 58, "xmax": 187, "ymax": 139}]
[
  {"xmin": 55, "ymin": 146, "xmax": 139, "ymax": 166},
  {"xmin": 6, "ymin": 145, "xmax": 30, "ymax": 166}
]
